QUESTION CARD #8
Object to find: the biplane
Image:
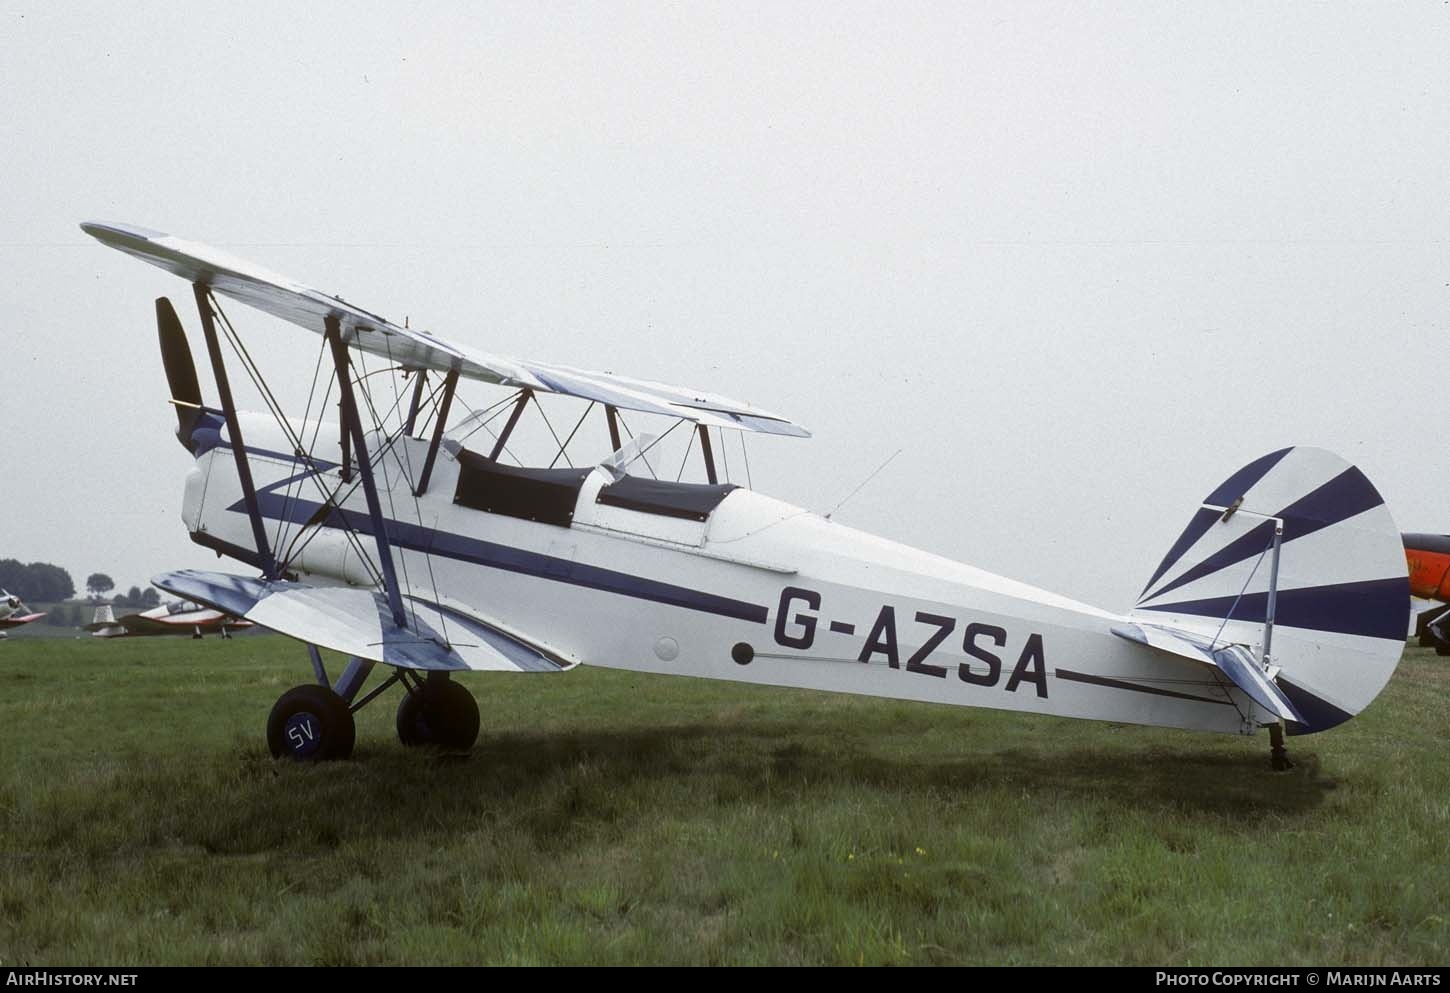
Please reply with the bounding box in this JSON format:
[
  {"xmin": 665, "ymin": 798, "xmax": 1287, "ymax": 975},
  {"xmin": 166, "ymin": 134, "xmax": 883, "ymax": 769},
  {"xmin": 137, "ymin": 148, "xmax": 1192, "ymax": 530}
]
[
  {"xmin": 86, "ymin": 600, "xmax": 252, "ymax": 639},
  {"xmin": 83, "ymin": 221, "xmax": 1409, "ymax": 768},
  {"xmin": 0, "ymin": 590, "xmax": 44, "ymax": 638}
]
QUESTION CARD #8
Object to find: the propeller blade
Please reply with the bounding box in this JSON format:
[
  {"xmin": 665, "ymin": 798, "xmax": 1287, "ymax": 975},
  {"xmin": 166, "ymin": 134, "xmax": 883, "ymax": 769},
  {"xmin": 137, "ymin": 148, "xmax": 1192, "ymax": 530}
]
[{"xmin": 156, "ymin": 296, "xmax": 204, "ymax": 444}]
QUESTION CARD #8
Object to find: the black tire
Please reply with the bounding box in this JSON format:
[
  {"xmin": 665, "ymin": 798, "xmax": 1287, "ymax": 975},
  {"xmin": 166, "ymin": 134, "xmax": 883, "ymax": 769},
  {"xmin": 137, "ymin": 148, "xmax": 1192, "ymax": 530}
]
[
  {"xmin": 267, "ymin": 684, "xmax": 356, "ymax": 760},
  {"xmin": 395, "ymin": 679, "xmax": 479, "ymax": 750}
]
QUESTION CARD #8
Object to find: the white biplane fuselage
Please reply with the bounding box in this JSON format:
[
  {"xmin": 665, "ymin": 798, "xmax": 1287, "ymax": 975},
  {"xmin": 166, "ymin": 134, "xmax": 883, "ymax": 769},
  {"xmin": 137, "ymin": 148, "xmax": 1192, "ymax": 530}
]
[{"xmin": 184, "ymin": 412, "xmax": 1275, "ymax": 736}]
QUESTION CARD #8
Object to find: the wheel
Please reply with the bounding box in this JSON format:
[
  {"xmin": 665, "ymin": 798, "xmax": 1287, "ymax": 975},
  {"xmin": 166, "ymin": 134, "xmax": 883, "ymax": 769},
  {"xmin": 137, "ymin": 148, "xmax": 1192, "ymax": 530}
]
[
  {"xmin": 267, "ymin": 684, "xmax": 356, "ymax": 760},
  {"xmin": 395, "ymin": 679, "xmax": 479, "ymax": 750}
]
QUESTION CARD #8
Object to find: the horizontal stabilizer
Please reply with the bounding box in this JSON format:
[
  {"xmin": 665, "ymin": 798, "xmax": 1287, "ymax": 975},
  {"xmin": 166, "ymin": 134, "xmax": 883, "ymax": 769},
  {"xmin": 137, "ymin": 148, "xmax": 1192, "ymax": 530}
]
[
  {"xmin": 153, "ymin": 569, "xmax": 569, "ymax": 673},
  {"xmin": 1111, "ymin": 622, "xmax": 1305, "ymax": 725}
]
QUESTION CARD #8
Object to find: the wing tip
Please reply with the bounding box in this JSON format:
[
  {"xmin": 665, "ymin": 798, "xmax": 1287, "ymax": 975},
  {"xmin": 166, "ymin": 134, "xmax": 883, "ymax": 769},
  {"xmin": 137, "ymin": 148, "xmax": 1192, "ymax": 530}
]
[{"xmin": 81, "ymin": 220, "xmax": 168, "ymax": 246}]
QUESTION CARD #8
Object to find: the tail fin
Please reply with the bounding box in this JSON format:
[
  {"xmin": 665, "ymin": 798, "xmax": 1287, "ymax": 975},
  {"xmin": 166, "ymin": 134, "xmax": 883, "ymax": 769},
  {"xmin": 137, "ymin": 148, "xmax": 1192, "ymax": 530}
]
[
  {"xmin": 82, "ymin": 604, "xmax": 125, "ymax": 636},
  {"xmin": 1130, "ymin": 447, "xmax": 1408, "ymax": 735}
]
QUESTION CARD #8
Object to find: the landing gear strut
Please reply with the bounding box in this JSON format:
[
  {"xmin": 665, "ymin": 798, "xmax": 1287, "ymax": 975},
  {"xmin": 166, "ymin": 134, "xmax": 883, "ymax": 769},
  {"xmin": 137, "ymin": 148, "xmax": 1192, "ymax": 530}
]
[{"xmin": 1269, "ymin": 722, "xmax": 1293, "ymax": 771}]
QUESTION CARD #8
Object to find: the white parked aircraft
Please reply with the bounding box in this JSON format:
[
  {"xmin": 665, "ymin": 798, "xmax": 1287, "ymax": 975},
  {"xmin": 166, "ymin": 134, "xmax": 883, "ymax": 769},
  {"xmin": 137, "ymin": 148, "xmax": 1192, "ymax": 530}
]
[
  {"xmin": 83, "ymin": 221, "xmax": 1409, "ymax": 767},
  {"xmin": 86, "ymin": 599, "xmax": 252, "ymax": 639},
  {"xmin": 0, "ymin": 590, "xmax": 44, "ymax": 638}
]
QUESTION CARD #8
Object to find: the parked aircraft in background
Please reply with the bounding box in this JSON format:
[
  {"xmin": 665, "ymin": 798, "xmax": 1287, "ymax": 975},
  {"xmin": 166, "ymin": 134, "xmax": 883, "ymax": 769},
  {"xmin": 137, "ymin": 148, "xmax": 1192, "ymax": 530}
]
[
  {"xmin": 1402, "ymin": 533, "xmax": 1450, "ymax": 652},
  {"xmin": 86, "ymin": 600, "xmax": 252, "ymax": 639},
  {"xmin": 0, "ymin": 590, "xmax": 44, "ymax": 638}
]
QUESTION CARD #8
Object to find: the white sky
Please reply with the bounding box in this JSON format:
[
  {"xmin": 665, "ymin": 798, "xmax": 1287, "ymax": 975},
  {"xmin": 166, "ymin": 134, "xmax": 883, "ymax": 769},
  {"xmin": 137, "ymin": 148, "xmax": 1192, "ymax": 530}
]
[{"xmin": 1, "ymin": 2, "xmax": 1447, "ymax": 607}]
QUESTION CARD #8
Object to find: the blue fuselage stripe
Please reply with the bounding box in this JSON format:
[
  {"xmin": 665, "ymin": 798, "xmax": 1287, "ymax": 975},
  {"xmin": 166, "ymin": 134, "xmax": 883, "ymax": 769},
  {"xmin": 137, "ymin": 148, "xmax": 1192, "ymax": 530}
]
[{"xmin": 227, "ymin": 488, "xmax": 769, "ymax": 624}]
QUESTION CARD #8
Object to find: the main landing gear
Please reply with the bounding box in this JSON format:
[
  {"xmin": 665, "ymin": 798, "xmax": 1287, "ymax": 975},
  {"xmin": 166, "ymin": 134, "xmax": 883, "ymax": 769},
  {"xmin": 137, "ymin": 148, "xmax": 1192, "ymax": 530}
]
[
  {"xmin": 265, "ymin": 647, "xmax": 480, "ymax": 761},
  {"xmin": 396, "ymin": 673, "xmax": 480, "ymax": 750}
]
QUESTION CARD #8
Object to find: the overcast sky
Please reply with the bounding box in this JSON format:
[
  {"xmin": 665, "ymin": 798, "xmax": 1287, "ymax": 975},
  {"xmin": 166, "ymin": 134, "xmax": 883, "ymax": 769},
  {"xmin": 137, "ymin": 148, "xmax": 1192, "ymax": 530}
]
[{"xmin": 2, "ymin": 2, "xmax": 1447, "ymax": 609}]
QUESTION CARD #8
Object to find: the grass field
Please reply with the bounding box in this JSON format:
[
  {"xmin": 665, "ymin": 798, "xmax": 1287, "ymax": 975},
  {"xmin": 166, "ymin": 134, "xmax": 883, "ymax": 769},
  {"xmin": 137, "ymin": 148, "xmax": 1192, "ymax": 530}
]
[{"xmin": 1, "ymin": 635, "xmax": 1447, "ymax": 965}]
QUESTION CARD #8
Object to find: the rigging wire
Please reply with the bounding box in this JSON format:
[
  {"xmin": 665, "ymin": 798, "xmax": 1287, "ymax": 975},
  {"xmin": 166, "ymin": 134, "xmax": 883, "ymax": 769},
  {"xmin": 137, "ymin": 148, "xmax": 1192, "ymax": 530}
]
[
  {"xmin": 354, "ymin": 348, "xmax": 410, "ymax": 621},
  {"xmin": 277, "ymin": 369, "xmax": 453, "ymax": 571},
  {"xmin": 209, "ymin": 294, "xmax": 384, "ymax": 587},
  {"xmin": 451, "ymin": 390, "xmax": 524, "ymax": 449},
  {"xmin": 548, "ymin": 401, "xmax": 596, "ymax": 470},
  {"xmin": 633, "ymin": 418, "xmax": 685, "ymax": 466},
  {"xmin": 531, "ymin": 394, "xmax": 574, "ymax": 469},
  {"xmin": 676, "ymin": 426, "xmax": 697, "ymax": 482},
  {"xmin": 1206, "ymin": 542, "xmax": 1272, "ymax": 653},
  {"xmin": 613, "ymin": 412, "xmax": 657, "ymax": 479},
  {"xmin": 270, "ymin": 339, "xmax": 329, "ymax": 558}
]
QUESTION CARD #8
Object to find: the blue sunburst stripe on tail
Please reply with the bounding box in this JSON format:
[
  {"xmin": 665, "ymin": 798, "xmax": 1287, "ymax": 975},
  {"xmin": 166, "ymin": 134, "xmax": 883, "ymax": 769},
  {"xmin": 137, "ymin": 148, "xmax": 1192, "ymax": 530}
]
[
  {"xmin": 1278, "ymin": 678, "xmax": 1356, "ymax": 736},
  {"xmin": 1277, "ymin": 466, "xmax": 1383, "ymax": 532},
  {"xmin": 1141, "ymin": 467, "xmax": 1386, "ymax": 604},
  {"xmin": 1203, "ymin": 447, "xmax": 1292, "ymax": 506},
  {"xmin": 1142, "ymin": 519, "xmax": 1275, "ymax": 604},
  {"xmin": 1138, "ymin": 577, "xmax": 1410, "ymax": 642},
  {"xmin": 1141, "ymin": 507, "xmax": 1220, "ymax": 597},
  {"xmin": 1137, "ymin": 447, "xmax": 1291, "ymax": 599}
]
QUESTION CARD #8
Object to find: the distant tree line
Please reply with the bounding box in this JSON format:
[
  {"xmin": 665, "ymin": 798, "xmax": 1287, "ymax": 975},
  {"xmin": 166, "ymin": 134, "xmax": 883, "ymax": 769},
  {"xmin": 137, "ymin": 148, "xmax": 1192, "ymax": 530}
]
[
  {"xmin": 0, "ymin": 559, "xmax": 75, "ymax": 602},
  {"xmin": 111, "ymin": 586, "xmax": 161, "ymax": 609},
  {"xmin": 0, "ymin": 561, "xmax": 167, "ymax": 630}
]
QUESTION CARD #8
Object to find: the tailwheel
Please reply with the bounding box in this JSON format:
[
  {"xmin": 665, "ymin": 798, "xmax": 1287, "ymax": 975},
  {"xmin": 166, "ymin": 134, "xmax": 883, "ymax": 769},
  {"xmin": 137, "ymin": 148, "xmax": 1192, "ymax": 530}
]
[
  {"xmin": 268, "ymin": 684, "xmax": 356, "ymax": 761},
  {"xmin": 396, "ymin": 676, "xmax": 479, "ymax": 751}
]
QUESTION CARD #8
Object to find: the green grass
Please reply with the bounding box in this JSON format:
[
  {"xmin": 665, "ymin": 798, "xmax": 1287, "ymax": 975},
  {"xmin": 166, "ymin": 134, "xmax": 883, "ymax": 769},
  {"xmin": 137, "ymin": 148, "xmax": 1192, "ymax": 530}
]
[{"xmin": 1, "ymin": 636, "xmax": 1447, "ymax": 965}]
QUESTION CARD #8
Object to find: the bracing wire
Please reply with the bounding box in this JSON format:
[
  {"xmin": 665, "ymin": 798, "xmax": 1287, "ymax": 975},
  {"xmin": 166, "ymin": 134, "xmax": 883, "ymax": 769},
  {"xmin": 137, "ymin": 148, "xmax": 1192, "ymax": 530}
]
[
  {"xmin": 548, "ymin": 402, "xmax": 596, "ymax": 470},
  {"xmin": 213, "ymin": 304, "xmax": 386, "ymax": 587},
  {"xmin": 353, "ymin": 347, "xmax": 413, "ymax": 628},
  {"xmin": 633, "ymin": 419, "xmax": 685, "ymax": 467},
  {"xmin": 270, "ymin": 340, "xmax": 329, "ymax": 557},
  {"xmin": 451, "ymin": 390, "xmax": 525, "ymax": 448},
  {"xmin": 676, "ymin": 426, "xmax": 697, "ymax": 482},
  {"xmin": 1206, "ymin": 541, "xmax": 1273, "ymax": 653},
  {"xmin": 531, "ymin": 394, "xmax": 574, "ymax": 469},
  {"xmin": 614, "ymin": 412, "xmax": 657, "ymax": 479},
  {"xmin": 210, "ymin": 294, "xmax": 384, "ymax": 587}
]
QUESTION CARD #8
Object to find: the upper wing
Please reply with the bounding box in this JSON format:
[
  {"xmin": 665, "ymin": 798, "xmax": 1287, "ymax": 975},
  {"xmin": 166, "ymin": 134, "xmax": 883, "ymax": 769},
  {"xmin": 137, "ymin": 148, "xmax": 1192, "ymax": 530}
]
[{"xmin": 81, "ymin": 221, "xmax": 808, "ymax": 438}]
